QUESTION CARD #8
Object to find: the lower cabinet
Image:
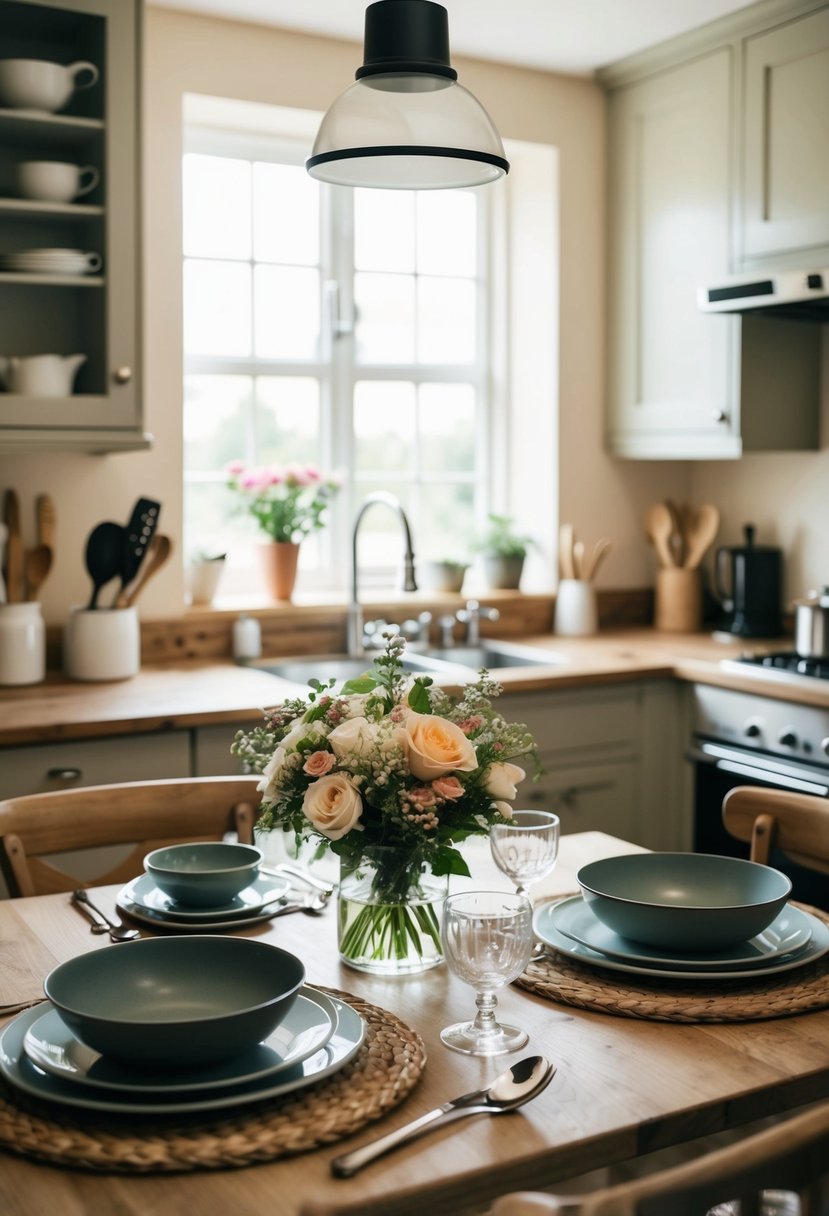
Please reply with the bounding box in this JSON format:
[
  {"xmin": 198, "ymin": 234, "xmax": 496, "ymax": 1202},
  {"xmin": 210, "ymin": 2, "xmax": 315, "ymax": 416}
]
[{"xmin": 191, "ymin": 722, "xmax": 251, "ymax": 777}]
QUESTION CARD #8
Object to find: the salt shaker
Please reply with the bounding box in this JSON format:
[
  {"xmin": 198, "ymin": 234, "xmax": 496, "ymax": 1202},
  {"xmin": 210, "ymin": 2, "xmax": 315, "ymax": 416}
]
[{"xmin": 233, "ymin": 613, "xmax": 262, "ymax": 662}]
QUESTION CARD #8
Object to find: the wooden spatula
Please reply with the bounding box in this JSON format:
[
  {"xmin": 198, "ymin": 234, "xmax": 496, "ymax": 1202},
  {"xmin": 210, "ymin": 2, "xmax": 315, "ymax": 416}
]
[
  {"xmin": 684, "ymin": 504, "xmax": 720, "ymax": 569},
  {"xmin": 36, "ymin": 494, "xmax": 56, "ymax": 550}
]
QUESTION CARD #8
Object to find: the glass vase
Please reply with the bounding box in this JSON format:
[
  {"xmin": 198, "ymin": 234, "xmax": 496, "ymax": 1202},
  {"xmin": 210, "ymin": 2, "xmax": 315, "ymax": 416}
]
[
  {"xmin": 337, "ymin": 848, "xmax": 448, "ymax": 976},
  {"xmin": 254, "ymin": 827, "xmax": 339, "ymax": 887}
]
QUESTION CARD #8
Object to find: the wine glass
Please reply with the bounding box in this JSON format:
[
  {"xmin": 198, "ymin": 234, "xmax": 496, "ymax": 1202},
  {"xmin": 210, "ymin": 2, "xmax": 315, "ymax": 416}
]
[
  {"xmin": 490, "ymin": 810, "xmax": 560, "ymax": 896},
  {"xmin": 440, "ymin": 890, "xmax": 534, "ymax": 1056}
]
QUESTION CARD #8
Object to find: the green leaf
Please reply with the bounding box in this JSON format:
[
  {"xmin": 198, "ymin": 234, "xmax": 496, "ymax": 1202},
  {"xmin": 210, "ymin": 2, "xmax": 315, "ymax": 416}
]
[
  {"xmin": 340, "ymin": 675, "xmax": 378, "ymax": 694},
  {"xmin": 407, "ymin": 679, "xmax": 433, "ymax": 714},
  {"xmin": 430, "ymin": 846, "xmax": 471, "ymax": 878}
]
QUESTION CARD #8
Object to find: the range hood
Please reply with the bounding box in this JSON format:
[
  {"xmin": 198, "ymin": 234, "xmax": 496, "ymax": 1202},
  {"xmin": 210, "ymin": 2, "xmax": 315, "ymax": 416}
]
[{"xmin": 698, "ymin": 268, "xmax": 829, "ymax": 321}]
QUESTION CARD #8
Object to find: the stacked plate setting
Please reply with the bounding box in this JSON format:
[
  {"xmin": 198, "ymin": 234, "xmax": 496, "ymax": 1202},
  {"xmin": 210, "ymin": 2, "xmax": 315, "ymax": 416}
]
[
  {"xmin": 0, "ymin": 986, "xmax": 366, "ymax": 1116},
  {"xmin": 116, "ymin": 869, "xmax": 295, "ymax": 931},
  {"xmin": 534, "ymin": 895, "xmax": 829, "ymax": 981},
  {"xmin": 0, "ymin": 247, "xmax": 101, "ymax": 275}
]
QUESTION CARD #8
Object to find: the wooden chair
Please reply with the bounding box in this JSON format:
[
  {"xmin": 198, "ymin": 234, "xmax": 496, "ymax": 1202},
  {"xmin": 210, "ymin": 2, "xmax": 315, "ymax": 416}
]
[
  {"xmin": 490, "ymin": 1100, "xmax": 829, "ymax": 1215},
  {"xmin": 0, "ymin": 775, "xmax": 261, "ymax": 897},
  {"xmin": 722, "ymin": 786, "xmax": 829, "ymax": 875}
]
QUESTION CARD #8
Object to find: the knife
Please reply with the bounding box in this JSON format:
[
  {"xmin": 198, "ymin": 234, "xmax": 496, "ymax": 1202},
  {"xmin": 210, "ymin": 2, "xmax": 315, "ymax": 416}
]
[{"xmin": 3, "ymin": 489, "xmax": 22, "ymax": 603}]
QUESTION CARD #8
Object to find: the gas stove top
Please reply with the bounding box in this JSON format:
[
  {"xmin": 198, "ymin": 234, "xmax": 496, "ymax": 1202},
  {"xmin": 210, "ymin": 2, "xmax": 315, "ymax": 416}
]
[{"xmin": 734, "ymin": 650, "xmax": 829, "ymax": 680}]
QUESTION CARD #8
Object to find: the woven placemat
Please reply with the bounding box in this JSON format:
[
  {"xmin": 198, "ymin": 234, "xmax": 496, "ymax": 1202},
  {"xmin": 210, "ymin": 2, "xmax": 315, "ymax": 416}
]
[
  {"xmin": 517, "ymin": 899, "xmax": 829, "ymax": 1023},
  {"xmin": 0, "ymin": 988, "xmax": 425, "ymax": 1173}
]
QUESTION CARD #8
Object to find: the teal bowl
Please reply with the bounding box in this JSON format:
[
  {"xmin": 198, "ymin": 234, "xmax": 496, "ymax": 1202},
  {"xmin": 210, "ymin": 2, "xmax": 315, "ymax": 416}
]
[
  {"xmin": 577, "ymin": 853, "xmax": 792, "ymax": 951},
  {"xmin": 44, "ymin": 936, "xmax": 305, "ymax": 1068},
  {"xmin": 144, "ymin": 841, "xmax": 261, "ymax": 907}
]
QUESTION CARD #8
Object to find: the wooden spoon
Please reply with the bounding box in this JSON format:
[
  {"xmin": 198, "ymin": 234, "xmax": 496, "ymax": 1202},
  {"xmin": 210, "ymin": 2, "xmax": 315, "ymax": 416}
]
[
  {"xmin": 684, "ymin": 504, "xmax": 720, "ymax": 569},
  {"xmin": 643, "ymin": 503, "xmax": 677, "ymax": 568},
  {"xmin": 583, "ymin": 537, "xmax": 612, "ymax": 582},
  {"xmin": 24, "ymin": 543, "xmax": 53, "ymax": 601},
  {"xmin": 572, "ymin": 539, "xmax": 585, "ymax": 580},
  {"xmin": 559, "ymin": 523, "xmax": 575, "ymax": 580},
  {"xmin": 117, "ymin": 533, "xmax": 172, "ymax": 607}
]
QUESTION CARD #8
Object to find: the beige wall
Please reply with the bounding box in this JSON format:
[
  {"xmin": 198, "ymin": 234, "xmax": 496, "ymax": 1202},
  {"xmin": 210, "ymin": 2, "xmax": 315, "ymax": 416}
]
[{"xmin": 3, "ymin": 7, "xmax": 821, "ymax": 629}]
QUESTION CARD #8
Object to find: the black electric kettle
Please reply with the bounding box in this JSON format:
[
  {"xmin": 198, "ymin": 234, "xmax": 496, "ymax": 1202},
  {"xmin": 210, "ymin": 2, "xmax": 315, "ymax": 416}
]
[{"xmin": 715, "ymin": 524, "xmax": 783, "ymax": 637}]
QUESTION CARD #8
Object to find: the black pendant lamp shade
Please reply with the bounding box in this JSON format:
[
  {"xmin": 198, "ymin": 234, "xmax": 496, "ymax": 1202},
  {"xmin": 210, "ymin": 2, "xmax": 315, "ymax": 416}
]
[{"xmin": 306, "ymin": 0, "xmax": 509, "ymax": 190}]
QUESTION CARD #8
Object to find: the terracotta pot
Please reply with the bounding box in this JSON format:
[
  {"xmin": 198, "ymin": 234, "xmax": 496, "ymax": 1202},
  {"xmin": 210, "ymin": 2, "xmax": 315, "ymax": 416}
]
[{"xmin": 257, "ymin": 542, "xmax": 300, "ymax": 602}]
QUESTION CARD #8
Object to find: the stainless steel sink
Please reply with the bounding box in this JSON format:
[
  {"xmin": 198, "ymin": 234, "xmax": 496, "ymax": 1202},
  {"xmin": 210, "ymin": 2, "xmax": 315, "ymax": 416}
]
[
  {"xmin": 249, "ymin": 652, "xmax": 450, "ymax": 686},
  {"xmin": 408, "ymin": 642, "xmax": 569, "ymax": 670}
]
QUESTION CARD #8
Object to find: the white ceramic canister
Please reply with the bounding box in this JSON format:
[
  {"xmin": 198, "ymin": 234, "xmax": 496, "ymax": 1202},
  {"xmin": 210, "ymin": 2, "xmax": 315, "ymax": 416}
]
[
  {"xmin": 0, "ymin": 602, "xmax": 46, "ymax": 685},
  {"xmin": 64, "ymin": 606, "xmax": 140, "ymax": 681},
  {"xmin": 554, "ymin": 579, "xmax": 598, "ymax": 637}
]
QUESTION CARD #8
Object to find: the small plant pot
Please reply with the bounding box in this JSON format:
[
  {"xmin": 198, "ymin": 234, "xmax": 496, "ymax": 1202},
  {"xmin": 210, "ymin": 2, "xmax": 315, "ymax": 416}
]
[
  {"xmin": 188, "ymin": 559, "xmax": 225, "ymax": 606},
  {"xmin": 419, "ymin": 561, "xmax": 468, "ymax": 594},
  {"xmin": 483, "ymin": 554, "xmax": 524, "ymax": 590}
]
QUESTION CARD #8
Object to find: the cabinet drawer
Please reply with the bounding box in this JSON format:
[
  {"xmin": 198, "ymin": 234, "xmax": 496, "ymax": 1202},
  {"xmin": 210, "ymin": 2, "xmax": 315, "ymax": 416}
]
[
  {"xmin": 503, "ymin": 689, "xmax": 640, "ymax": 758},
  {"xmin": 192, "ymin": 723, "xmax": 251, "ymax": 777},
  {"xmin": 521, "ymin": 759, "xmax": 639, "ymax": 842},
  {"xmin": 0, "ymin": 731, "xmax": 190, "ymax": 799}
]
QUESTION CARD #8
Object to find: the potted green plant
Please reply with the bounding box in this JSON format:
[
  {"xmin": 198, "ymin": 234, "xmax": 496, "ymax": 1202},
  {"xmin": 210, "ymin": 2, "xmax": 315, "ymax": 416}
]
[
  {"xmin": 418, "ymin": 558, "xmax": 469, "ymax": 594},
  {"xmin": 475, "ymin": 513, "xmax": 535, "ymax": 590}
]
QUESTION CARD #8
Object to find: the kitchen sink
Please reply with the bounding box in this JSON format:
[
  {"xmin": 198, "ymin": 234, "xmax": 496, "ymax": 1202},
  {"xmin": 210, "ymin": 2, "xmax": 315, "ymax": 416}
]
[
  {"xmin": 408, "ymin": 642, "xmax": 569, "ymax": 670},
  {"xmin": 250, "ymin": 642, "xmax": 566, "ymax": 687}
]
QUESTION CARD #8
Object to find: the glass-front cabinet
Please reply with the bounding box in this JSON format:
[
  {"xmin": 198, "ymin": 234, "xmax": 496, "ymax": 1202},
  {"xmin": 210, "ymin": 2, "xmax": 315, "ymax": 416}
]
[{"xmin": 0, "ymin": 0, "xmax": 146, "ymax": 452}]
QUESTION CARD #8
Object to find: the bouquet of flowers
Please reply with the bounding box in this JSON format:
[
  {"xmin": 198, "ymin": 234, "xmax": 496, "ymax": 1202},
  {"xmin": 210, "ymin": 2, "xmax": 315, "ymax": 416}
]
[
  {"xmin": 232, "ymin": 634, "xmax": 539, "ymax": 971},
  {"xmin": 226, "ymin": 461, "xmax": 340, "ymax": 543}
]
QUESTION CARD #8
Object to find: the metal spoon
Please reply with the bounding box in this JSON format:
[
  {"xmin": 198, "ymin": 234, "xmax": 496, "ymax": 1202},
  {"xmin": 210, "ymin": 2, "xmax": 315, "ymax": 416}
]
[
  {"xmin": 71, "ymin": 890, "xmax": 140, "ymax": 941},
  {"xmin": 259, "ymin": 861, "xmax": 335, "ymax": 898},
  {"xmin": 266, "ymin": 890, "xmax": 331, "ymax": 918},
  {"xmin": 331, "ymin": 1055, "xmax": 555, "ymax": 1177}
]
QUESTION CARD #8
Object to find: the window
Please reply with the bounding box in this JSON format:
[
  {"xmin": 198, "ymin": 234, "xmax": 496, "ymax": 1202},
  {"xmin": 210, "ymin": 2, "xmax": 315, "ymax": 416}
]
[{"xmin": 182, "ymin": 119, "xmax": 495, "ymax": 596}]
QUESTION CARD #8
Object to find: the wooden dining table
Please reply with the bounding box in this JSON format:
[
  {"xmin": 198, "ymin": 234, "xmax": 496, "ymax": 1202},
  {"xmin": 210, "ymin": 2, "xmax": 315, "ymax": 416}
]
[{"xmin": 2, "ymin": 830, "xmax": 829, "ymax": 1216}]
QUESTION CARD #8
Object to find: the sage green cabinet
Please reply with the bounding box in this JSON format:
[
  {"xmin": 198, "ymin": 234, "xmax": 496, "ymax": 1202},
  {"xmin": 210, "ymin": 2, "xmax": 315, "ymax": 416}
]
[
  {"xmin": 0, "ymin": 0, "xmax": 147, "ymax": 453},
  {"xmin": 742, "ymin": 6, "xmax": 829, "ymax": 264},
  {"xmin": 605, "ymin": 50, "xmax": 741, "ymax": 459}
]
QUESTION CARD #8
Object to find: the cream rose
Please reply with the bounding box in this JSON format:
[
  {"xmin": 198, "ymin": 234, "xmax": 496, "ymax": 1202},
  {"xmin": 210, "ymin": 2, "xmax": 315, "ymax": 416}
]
[
  {"xmin": 404, "ymin": 712, "xmax": 477, "ymax": 780},
  {"xmin": 494, "ymin": 800, "xmax": 514, "ymax": 819},
  {"xmin": 328, "ymin": 716, "xmax": 405, "ymax": 760},
  {"xmin": 484, "ymin": 761, "xmax": 526, "ymax": 801},
  {"xmin": 302, "ymin": 773, "xmax": 363, "ymax": 840}
]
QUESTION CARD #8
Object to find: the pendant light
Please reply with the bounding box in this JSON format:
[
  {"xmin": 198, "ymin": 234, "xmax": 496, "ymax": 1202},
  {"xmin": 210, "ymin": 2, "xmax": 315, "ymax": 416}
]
[{"xmin": 306, "ymin": 0, "xmax": 509, "ymax": 190}]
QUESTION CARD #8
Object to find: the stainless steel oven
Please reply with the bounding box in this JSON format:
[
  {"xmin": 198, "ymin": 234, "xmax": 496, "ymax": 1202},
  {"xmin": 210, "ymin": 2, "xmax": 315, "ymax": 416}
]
[{"xmin": 689, "ymin": 665, "xmax": 829, "ymax": 909}]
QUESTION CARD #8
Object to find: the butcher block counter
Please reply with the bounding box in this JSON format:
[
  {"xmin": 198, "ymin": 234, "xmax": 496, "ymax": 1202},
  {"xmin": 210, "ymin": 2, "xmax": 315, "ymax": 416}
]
[{"xmin": 0, "ymin": 628, "xmax": 821, "ymax": 748}]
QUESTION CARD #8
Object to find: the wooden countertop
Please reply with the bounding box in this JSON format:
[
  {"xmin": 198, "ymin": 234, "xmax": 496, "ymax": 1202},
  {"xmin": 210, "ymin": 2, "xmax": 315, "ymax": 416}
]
[{"xmin": 1, "ymin": 629, "xmax": 825, "ymax": 747}]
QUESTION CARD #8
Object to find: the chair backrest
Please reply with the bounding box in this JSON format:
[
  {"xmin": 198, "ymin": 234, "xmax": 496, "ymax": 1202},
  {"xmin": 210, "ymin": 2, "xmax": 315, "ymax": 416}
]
[
  {"xmin": 0, "ymin": 775, "xmax": 262, "ymax": 897},
  {"xmin": 722, "ymin": 786, "xmax": 829, "ymax": 876},
  {"xmin": 490, "ymin": 1100, "xmax": 829, "ymax": 1215}
]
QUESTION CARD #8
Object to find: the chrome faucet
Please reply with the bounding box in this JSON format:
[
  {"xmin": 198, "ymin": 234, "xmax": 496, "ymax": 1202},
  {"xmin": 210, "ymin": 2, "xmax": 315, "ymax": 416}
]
[
  {"xmin": 347, "ymin": 492, "xmax": 417, "ymax": 657},
  {"xmin": 456, "ymin": 599, "xmax": 500, "ymax": 647}
]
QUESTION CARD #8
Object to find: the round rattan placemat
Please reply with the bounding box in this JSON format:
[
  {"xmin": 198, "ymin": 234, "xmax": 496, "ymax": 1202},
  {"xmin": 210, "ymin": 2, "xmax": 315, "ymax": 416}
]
[
  {"xmin": 0, "ymin": 988, "xmax": 425, "ymax": 1173},
  {"xmin": 517, "ymin": 899, "xmax": 829, "ymax": 1024}
]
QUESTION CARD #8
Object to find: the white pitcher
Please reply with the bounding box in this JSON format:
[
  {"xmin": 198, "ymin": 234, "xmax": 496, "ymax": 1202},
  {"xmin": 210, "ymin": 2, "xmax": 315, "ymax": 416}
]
[{"xmin": 0, "ymin": 353, "xmax": 86, "ymax": 396}]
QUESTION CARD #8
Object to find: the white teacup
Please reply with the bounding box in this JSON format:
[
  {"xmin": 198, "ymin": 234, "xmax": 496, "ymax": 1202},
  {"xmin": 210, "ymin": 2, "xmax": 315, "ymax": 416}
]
[
  {"xmin": 0, "ymin": 58, "xmax": 98, "ymax": 113},
  {"xmin": 16, "ymin": 160, "xmax": 99, "ymax": 203}
]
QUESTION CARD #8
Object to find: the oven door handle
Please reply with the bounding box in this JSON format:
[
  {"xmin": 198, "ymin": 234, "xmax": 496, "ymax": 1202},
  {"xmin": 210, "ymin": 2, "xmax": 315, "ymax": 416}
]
[{"xmin": 687, "ymin": 743, "xmax": 829, "ymax": 797}]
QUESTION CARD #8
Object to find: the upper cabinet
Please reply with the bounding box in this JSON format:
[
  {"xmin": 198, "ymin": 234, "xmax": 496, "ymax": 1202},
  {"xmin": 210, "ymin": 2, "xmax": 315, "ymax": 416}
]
[
  {"xmin": 601, "ymin": 0, "xmax": 827, "ymax": 461},
  {"xmin": 741, "ymin": 6, "xmax": 829, "ymax": 264},
  {"xmin": 0, "ymin": 0, "xmax": 148, "ymax": 453}
]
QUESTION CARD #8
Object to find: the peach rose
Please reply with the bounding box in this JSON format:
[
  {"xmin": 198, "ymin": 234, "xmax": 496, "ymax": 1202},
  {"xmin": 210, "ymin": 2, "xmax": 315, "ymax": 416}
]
[
  {"xmin": 432, "ymin": 775, "xmax": 464, "ymax": 800},
  {"xmin": 484, "ymin": 762, "xmax": 525, "ymax": 801},
  {"xmin": 404, "ymin": 712, "xmax": 477, "ymax": 781},
  {"xmin": 303, "ymin": 750, "xmax": 336, "ymax": 777},
  {"xmin": 302, "ymin": 773, "xmax": 363, "ymax": 840}
]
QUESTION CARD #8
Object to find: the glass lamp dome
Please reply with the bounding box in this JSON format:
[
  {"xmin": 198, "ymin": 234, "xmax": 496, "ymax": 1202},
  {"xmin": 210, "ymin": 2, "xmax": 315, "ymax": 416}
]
[{"xmin": 306, "ymin": 0, "xmax": 509, "ymax": 190}]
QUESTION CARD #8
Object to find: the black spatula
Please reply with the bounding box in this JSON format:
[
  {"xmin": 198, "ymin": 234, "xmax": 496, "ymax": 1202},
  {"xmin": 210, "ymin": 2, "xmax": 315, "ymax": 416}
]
[{"xmin": 111, "ymin": 497, "xmax": 161, "ymax": 607}]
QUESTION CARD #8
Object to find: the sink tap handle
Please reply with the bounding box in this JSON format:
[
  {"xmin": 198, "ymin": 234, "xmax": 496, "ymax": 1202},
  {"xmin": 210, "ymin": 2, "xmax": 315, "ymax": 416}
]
[
  {"xmin": 456, "ymin": 599, "xmax": 500, "ymax": 646},
  {"xmin": 437, "ymin": 614, "xmax": 457, "ymax": 648}
]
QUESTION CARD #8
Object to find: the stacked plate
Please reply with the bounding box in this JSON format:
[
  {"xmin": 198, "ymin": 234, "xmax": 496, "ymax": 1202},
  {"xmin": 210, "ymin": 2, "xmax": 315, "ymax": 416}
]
[
  {"xmin": 534, "ymin": 895, "xmax": 829, "ymax": 981},
  {"xmin": 0, "ymin": 247, "xmax": 101, "ymax": 275},
  {"xmin": 0, "ymin": 988, "xmax": 366, "ymax": 1116},
  {"xmin": 116, "ymin": 870, "xmax": 293, "ymax": 931}
]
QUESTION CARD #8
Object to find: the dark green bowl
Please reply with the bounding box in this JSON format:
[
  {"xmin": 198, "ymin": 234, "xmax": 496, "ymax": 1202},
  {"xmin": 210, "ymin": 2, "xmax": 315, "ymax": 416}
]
[
  {"xmin": 144, "ymin": 841, "xmax": 261, "ymax": 907},
  {"xmin": 44, "ymin": 936, "xmax": 305, "ymax": 1068},
  {"xmin": 577, "ymin": 853, "xmax": 792, "ymax": 951}
]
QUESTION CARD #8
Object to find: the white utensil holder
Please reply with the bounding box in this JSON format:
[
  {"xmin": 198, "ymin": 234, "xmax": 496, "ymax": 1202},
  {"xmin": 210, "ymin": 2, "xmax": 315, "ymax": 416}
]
[
  {"xmin": 64, "ymin": 606, "xmax": 140, "ymax": 681},
  {"xmin": 0, "ymin": 602, "xmax": 45, "ymax": 685},
  {"xmin": 554, "ymin": 579, "xmax": 598, "ymax": 637}
]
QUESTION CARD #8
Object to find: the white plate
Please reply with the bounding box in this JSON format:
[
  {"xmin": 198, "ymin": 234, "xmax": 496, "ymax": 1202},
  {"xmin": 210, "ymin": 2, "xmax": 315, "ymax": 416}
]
[
  {"xmin": 22, "ymin": 986, "xmax": 337, "ymax": 1094},
  {"xmin": 550, "ymin": 896, "xmax": 813, "ymax": 970},
  {"xmin": 533, "ymin": 900, "xmax": 829, "ymax": 981},
  {"xmin": 119, "ymin": 871, "xmax": 290, "ymax": 921},
  {"xmin": 1, "ymin": 995, "xmax": 365, "ymax": 1115}
]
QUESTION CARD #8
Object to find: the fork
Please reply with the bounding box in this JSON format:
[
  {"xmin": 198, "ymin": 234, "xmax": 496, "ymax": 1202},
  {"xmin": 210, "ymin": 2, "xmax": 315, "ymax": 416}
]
[{"xmin": 71, "ymin": 889, "xmax": 140, "ymax": 941}]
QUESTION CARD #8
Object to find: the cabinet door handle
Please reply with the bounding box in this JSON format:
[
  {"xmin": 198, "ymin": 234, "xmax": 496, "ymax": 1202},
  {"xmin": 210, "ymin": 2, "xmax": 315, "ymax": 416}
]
[
  {"xmin": 711, "ymin": 408, "xmax": 728, "ymax": 424},
  {"xmin": 47, "ymin": 767, "xmax": 82, "ymax": 783},
  {"xmin": 113, "ymin": 366, "xmax": 132, "ymax": 385}
]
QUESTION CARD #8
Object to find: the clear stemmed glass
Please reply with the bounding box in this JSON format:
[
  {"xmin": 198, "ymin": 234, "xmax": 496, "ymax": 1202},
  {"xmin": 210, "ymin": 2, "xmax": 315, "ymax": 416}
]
[
  {"xmin": 489, "ymin": 810, "xmax": 560, "ymax": 897},
  {"xmin": 440, "ymin": 890, "xmax": 534, "ymax": 1056}
]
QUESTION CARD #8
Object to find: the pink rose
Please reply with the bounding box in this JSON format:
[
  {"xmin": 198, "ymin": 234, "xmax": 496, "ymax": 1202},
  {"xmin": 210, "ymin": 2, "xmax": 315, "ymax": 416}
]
[
  {"xmin": 432, "ymin": 775, "xmax": 464, "ymax": 800},
  {"xmin": 303, "ymin": 750, "xmax": 336, "ymax": 777},
  {"xmin": 457, "ymin": 715, "xmax": 484, "ymax": 735},
  {"xmin": 226, "ymin": 459, "xmax": 245, "ymax": 475},
  {"xmin": 408, "ymin": 785, "xmax": 438, "ymax": 808}
]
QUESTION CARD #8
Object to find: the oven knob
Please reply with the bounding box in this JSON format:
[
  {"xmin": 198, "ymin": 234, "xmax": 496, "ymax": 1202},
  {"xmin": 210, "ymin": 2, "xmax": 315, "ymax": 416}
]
[
  {"xmin": 821, "ymin": 737, "xmax": 829, "ymax": 757},
  {"xmin": 778, "ymin": 728, "xmax": 798, "ymax": 748},
  {"xmin": 744, "ymin": 720, "xmax": 762, "ymax": 738}
]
